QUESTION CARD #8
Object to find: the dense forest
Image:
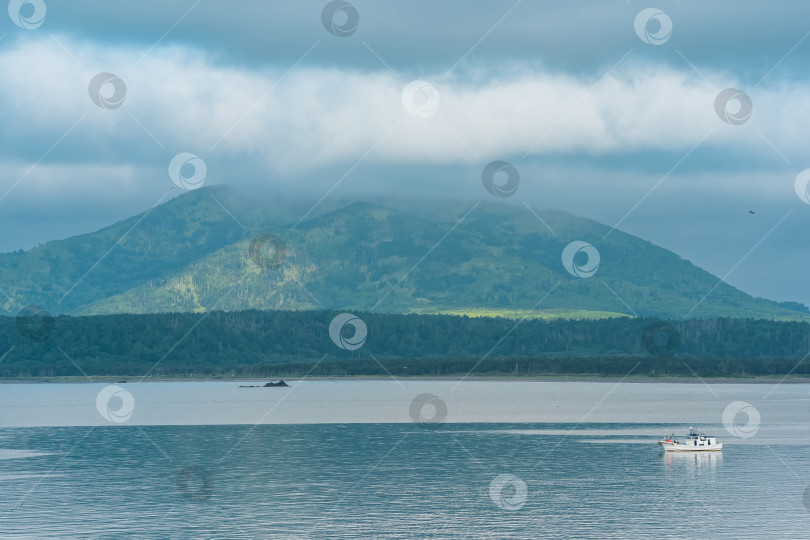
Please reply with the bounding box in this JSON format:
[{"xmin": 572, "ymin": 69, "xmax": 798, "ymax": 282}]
[{"xmin": 2, "ymin": 310, "xmax": 809, "ymax": 378}]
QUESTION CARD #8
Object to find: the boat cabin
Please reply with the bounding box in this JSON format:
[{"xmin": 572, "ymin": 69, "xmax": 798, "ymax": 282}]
[{"xmin": 683, "ymin": 427, "xmax": 718, "ymax": 448}]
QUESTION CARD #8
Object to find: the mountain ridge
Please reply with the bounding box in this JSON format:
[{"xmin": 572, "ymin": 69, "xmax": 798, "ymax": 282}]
[{"xmin": 1, "ymin": 186, "xmax": 807, "ymax": 321}]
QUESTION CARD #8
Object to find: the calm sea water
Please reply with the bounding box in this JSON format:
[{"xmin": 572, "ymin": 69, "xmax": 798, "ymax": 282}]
[{"xmin": 1, "ymin": 380, "xmax": 809, "ymax": 538}]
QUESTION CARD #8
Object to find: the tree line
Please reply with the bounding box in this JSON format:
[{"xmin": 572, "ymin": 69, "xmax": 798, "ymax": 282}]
[{"xmin": 1, "ymin": 310, "xmax": 808, "ymax": 377}]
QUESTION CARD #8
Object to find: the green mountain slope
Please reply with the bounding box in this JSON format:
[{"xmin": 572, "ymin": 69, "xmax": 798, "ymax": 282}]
[
  {"xmin": 44, "ymin": 190, "xmax": 807, "ymax": 321},
  {"xmin": 0, "ymin": 187, "xmax": 264, "ymax": 315}
]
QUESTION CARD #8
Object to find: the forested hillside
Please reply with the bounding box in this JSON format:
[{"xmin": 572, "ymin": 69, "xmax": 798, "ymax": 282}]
[{"xmin": 3, "ymin": 310, "xmax": 808, "ymax": 377}]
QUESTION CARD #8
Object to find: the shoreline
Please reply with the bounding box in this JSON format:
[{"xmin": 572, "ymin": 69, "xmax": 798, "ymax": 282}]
[{"xmin": 1, "ymin": 374, "xmax": 808, "ymax": 384}]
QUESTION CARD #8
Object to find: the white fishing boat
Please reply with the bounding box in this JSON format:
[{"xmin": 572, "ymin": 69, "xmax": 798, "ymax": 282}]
[{"xmin": 658, "ymin": 427, "xmax": 722, "ymax": 452}]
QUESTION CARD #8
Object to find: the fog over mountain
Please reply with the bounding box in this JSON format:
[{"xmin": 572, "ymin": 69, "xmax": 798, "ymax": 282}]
[
  {"xmin": 1, "ymin": 1, "xmax": 809, "ymax": 307},
  {"xmin": 1, "ymin": 187, "xmax": 806, "ymax": 322}
]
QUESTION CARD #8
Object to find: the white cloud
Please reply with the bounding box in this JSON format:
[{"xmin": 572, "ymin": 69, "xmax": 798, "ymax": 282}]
[
  {"xmin": 0, "ymin": 36, "xmax": 806, "ymax": 306},
  {"xmin": 0, "ymin": 36, "xmax": 807, "ymax": 179}
]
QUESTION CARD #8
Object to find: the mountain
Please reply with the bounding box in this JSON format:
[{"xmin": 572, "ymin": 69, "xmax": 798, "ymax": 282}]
[
  {"xmin": 0, "ymin": 186, "xmax": 261, "ymax": 315},
  {"xmin": 1, "ymin": 187, "xmax": 807, "ymax": 321}
]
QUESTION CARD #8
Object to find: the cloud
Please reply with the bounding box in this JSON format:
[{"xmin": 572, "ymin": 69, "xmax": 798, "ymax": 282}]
[
  {"xmin": 30, "ymin": 0, "xmax": 810, "ymax": 81},
  {"xmin": 0, "ymin": 36, "xmax": 806, "ymax": 183},
  {"xmin": 0, "ymin": 2, "xmax": 806, "ymax": 309}
]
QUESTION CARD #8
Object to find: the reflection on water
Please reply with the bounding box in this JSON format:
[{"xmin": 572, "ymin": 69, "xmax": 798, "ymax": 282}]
[
  {"xmin": 0, "ymin": 423, "xmax": 807, "ymax": 538},
  {"xmin": 1, "ymin": 380, "xmax": 808, "ymax": 426},
  {"xmin": 661, "ymin": 449, "xmax": 723, "ymax": 470},
  {"xmin": 0, "ymin": 449, "xmax": 54, "ymax": 460}
]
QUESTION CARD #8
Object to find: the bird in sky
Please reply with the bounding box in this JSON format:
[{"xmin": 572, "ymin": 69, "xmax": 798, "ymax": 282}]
[{"xmin": 748, "ymin": 210, "xmax": 756, "ymax": 214}]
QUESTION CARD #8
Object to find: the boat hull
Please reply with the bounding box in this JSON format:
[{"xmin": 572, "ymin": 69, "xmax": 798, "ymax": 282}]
[{"xmin": 658, "ymin": 441, "xmax": 722, "ymax": 452}]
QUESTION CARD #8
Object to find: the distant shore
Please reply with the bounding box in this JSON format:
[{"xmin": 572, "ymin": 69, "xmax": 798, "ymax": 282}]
[{"xmin": 1, "ymin": 374, "xmax": 808, "ymax": 384}]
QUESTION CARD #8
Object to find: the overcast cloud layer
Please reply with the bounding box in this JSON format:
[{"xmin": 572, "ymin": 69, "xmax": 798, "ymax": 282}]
[{"xmin": 0, "ymin": 0, "xmax": 809, "ymax": 306}]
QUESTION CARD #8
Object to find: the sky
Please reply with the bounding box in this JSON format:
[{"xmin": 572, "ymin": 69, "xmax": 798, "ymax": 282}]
[{"xmin": 0, "ymin": 0, "xmax": 809, "ymax": 306}]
